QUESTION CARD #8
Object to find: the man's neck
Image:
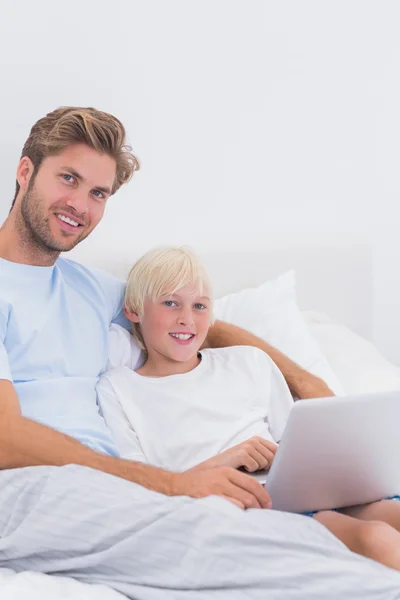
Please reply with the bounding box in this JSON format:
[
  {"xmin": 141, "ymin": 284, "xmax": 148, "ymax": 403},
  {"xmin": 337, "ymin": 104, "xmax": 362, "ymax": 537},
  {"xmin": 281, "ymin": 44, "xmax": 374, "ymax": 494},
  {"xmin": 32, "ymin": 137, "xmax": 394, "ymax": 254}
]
[
  {"xmin": 136, "ymin": 351, "xmax": 201, "ymax": 378},
  {"xmin": 0, "ymin": 218, "xmax": 59, "ymax": 267}
]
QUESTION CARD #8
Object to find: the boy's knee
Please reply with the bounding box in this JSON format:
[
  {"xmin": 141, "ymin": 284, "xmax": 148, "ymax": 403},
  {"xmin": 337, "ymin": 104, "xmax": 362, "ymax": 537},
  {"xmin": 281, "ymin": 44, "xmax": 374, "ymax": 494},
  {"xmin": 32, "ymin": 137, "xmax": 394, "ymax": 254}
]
[{"xmin": 356, "ymin": 520, "xmax": 393, "ymax": 551}]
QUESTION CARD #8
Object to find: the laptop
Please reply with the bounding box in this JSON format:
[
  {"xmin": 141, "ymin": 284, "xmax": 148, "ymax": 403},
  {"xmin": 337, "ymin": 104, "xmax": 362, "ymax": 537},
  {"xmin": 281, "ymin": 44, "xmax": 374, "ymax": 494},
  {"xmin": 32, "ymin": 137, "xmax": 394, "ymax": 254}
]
[{"xmin": 252, "ymin": 391, "xmax": 400, "ymax": 514}]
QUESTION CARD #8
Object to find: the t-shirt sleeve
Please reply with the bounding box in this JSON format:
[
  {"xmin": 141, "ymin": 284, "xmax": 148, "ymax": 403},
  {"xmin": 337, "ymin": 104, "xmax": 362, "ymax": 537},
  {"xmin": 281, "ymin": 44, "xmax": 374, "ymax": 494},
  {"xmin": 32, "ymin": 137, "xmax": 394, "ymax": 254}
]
[
  {"xmin": 0, "ymin": 341, "xmax": 12, "ymax": 382},
  {"xmin": 0, "ymin": 300, "xmax": 12, "ymax": 382},
  {"xmin": 107, "ymin": 324, "xmax": 143, "ymax": 371},
  {"xmin": 90, "ymin": 267, "xmax": 144, "ymax": 371},
  {"xmin": 97, "ymin": 372, "xmax": 148, "ymax": 463},
  {"xmin": 90, "ymin": 267, "xmax": 131, "ymax": 330},
  {"xmin": 250, "ymin": 347, "xmax": 294, "ymax": 442}
]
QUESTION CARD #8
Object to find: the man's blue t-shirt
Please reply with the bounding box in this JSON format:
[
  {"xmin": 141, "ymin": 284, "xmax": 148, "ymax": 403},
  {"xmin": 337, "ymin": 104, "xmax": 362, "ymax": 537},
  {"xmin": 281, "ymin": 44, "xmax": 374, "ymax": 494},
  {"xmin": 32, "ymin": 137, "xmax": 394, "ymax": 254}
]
[{"xmin": 0, "ymin": 256, "xmax": 131, "ymax": 456}]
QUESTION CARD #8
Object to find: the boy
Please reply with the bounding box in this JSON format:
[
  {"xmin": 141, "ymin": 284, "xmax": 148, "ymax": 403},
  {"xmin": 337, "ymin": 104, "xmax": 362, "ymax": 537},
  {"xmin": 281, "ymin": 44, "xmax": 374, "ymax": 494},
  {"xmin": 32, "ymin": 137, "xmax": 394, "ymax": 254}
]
[
  {"xmin": 98, "ymin": 245, "xmax": 294, "ymax": 472},
  {"xmin": 97, "ymin": 245, "xmax": 400, "ymax": 572}
]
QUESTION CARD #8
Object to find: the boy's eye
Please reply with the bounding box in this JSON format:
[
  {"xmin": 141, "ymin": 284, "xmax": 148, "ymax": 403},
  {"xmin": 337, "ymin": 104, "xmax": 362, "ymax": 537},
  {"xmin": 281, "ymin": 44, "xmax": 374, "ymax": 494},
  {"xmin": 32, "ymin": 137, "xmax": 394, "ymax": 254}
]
[
  {"xmin": 194, "ymin": 303, "xmax": 206, "ymax": 310},
  {"xmin": 164, "ymin": 300, "xmax": 177, "ymax": 307}
]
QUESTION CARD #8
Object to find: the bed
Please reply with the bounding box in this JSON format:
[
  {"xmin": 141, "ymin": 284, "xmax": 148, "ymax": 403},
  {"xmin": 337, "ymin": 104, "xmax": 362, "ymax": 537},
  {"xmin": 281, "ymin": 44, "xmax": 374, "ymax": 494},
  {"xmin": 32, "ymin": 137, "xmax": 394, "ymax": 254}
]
[{"xmin": 2, "ymin": 235, "xmax": 398, "ymax": 598}]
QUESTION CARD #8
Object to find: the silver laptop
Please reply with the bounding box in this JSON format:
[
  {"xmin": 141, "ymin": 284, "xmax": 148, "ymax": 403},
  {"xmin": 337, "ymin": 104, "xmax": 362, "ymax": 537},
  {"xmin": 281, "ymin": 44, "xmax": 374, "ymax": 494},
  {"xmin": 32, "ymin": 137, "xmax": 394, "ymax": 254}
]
[{"xmin": 253, "ymin": 391, "xmax": 400, "ymax": 514}]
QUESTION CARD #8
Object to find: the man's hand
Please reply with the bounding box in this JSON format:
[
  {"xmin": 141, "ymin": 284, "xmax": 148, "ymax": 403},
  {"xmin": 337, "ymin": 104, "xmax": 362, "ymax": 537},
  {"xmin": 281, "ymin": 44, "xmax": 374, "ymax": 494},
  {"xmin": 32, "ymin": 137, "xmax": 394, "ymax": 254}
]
[
  {"xmin": 293, "ymin": 373, "xmax": 334, "ymax": 400},
  {"xmin": 170, "ymin": 466, "xmax": 272, "ymax": 509},
  {"xmin": 210, "ymin": 437, "xmax": 277, "ymax": 472}
]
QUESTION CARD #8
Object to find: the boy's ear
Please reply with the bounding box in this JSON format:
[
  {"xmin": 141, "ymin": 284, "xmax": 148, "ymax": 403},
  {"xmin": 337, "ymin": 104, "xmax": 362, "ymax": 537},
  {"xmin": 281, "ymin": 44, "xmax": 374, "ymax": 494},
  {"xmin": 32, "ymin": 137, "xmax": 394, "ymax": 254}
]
[{"xmin": 124, "ymin": 306, "xmax": 141, "ymax": 323}]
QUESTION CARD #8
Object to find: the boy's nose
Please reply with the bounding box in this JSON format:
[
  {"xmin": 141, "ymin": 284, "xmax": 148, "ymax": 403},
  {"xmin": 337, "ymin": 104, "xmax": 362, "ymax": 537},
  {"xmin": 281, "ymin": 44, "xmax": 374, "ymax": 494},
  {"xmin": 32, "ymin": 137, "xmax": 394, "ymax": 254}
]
[{"xmin": 177, "ymin": 309, "xmax": 194, "ymax": 327}]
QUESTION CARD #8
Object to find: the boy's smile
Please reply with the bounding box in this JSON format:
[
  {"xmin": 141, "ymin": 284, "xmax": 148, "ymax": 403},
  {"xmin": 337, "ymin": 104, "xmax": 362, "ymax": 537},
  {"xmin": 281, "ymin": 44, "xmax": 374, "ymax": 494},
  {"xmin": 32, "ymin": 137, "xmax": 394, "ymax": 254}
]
[{"xmin": 169, "ymin": 332, "xmax": 196, "ymax": 344}]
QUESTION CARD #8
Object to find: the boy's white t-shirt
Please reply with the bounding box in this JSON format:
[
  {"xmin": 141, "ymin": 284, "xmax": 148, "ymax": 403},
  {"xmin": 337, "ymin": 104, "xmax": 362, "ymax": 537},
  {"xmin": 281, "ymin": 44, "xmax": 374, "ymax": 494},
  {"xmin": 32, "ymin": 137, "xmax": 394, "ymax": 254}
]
[{"xmin": 98, "ymin": 333, "xmax": 294, "ymax": 471}]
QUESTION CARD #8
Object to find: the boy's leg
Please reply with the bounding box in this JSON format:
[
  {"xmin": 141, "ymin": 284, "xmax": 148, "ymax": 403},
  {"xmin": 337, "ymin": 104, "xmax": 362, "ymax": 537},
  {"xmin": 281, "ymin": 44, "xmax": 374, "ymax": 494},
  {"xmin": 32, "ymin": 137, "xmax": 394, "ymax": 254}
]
[
  {"xmin": 1, "ymin": 465, "xmax": 400, "ymax": 600},
  {"xmin": 315, "ymin": 509, "xmax": 400, "ymax": 571},
  {"xmin": 341, "ymin": 498, "xmax": 400, "ymax": 531}
]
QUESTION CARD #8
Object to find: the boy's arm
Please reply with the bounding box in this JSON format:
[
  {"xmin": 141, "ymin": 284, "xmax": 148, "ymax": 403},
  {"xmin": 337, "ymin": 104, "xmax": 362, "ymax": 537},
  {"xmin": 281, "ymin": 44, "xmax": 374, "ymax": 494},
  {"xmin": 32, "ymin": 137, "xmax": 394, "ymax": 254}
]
[
  {"xmin": 0, "ymin": 379, "xmax": 271, "ymax": 508},
  {"xmin": 204, "ymin": 320, "xmax": 334, "ymax": 400},
  {"xmin": 97, "ymin": 375, "xmax": 148, "ymax": 464}
]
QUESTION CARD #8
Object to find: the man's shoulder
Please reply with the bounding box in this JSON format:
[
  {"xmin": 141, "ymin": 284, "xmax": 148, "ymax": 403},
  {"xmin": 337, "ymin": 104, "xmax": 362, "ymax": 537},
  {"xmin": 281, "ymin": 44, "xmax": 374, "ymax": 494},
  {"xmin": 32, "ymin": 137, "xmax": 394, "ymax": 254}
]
[
  {"xmin": 57, "ymin": 257, "xmax": 126, "ymax": 296},
  {"xmin": 58, "ymin": 257, "xmax": 124, "ymax": 285},
  {"xmin": 58, "ymin": 259, "xmax": 129, "ymax": 328}
]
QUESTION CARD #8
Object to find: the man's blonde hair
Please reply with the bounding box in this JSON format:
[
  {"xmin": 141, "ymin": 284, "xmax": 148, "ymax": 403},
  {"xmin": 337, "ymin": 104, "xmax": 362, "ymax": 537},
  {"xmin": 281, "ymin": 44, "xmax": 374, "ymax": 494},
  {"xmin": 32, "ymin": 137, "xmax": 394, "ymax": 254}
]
[
  {"xmin": 12, "ymin": 106, "xmax": 139, "ymax": 207},
  {"xmin": 125, "ymin": 246, "xmax": 213, "ymax": 350}
]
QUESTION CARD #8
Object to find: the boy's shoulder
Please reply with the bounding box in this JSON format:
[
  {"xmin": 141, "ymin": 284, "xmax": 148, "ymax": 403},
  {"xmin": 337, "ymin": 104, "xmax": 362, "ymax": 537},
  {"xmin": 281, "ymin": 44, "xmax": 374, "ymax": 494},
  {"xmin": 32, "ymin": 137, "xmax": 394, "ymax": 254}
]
[
  {"xmin": 107, "ymin": 323, "xmax": 142, "ymax": 371},
  {"xmin": 202, "ymin": 345, "xmax": 272, "ymax": 369}
]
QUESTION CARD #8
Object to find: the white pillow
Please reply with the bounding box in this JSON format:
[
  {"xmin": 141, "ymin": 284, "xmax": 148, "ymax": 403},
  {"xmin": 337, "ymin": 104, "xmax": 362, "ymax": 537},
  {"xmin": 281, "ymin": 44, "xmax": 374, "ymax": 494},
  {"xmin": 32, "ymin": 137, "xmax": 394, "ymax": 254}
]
[
  {"xmin": 303, "ymin": 310, "xmax": 400, "ymax": 395},
  {"xmin": 214, "ymin": 271, "xmax": 344, "ymax": 395}
]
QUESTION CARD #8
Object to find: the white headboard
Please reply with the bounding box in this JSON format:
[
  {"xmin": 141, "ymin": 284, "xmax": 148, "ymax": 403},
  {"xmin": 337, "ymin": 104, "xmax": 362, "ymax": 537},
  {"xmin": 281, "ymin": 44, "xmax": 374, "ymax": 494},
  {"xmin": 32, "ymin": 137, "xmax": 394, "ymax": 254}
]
[{"xmin": 69, "ymin": 234, "xmax": 372, "ymax": 339}]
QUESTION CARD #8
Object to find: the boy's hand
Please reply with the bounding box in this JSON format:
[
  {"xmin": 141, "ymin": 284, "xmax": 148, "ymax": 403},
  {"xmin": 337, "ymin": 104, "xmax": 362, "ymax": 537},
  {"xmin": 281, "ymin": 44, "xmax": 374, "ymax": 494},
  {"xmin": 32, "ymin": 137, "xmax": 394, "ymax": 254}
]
[
  {"xmin": 212, "ymin": 437, "xmax": 278, "ymax": 472},
  {"xmin": 170, "ymin": 465, "xmax": 272, "ymax": 509}
]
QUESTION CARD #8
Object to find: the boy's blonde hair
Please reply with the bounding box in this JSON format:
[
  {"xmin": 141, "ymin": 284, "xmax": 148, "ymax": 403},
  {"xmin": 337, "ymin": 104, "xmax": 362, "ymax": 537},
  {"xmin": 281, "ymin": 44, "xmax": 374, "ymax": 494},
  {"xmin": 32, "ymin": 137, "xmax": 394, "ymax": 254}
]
[{"xmin": 125, "ymin": 246, "xmax": 213, "ymax": 350}]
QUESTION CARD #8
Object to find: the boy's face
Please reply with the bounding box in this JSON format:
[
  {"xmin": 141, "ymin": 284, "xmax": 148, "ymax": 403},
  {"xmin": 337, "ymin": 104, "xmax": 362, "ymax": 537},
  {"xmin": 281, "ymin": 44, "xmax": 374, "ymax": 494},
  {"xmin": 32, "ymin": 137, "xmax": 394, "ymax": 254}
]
[
  {"xmin": 16, "ymin": 143, "xmax": 116, "ymax": 253},
  {"xmin": 138, "ymin": 283, "xmax": 211, "ymax": 365}
]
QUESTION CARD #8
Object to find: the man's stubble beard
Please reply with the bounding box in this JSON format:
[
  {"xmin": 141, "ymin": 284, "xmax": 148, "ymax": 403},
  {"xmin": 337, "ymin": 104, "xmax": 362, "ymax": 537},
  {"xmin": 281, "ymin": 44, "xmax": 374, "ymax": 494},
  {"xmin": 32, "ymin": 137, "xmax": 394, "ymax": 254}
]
[{"xmin": 18, "ymin": 183, "xmax": 90, "ymax": 255}]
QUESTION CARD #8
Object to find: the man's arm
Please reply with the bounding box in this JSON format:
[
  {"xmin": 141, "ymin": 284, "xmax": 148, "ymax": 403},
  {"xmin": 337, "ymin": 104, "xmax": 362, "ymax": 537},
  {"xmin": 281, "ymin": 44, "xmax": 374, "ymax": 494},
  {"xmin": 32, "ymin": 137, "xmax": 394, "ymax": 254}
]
[
  {"xmin": 204, "ymin": 321, "xmax": 334, "ymax": 399},
  {"xmin": 0, "ymin": 380, "xmax": 271, "ymax": 509}
]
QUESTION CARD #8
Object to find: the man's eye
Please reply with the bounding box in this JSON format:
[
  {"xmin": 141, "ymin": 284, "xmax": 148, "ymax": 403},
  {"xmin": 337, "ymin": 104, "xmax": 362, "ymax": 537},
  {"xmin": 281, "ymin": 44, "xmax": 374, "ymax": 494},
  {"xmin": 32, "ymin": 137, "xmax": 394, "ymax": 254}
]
[
  {"xmin": 92, "ymin": 189, "xmax": 104, "ymax": 199},
  {"xmin": 62, "ymin": 174, "xmax": 74, "ymax": 183}
]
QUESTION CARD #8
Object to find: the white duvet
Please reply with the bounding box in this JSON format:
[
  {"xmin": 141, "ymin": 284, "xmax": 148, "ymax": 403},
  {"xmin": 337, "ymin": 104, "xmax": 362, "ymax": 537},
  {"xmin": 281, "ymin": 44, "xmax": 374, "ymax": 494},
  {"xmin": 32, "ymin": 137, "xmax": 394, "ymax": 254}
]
[{"xmin": 0, "ymin": 568, "xmax": 124, "ymax": 600}]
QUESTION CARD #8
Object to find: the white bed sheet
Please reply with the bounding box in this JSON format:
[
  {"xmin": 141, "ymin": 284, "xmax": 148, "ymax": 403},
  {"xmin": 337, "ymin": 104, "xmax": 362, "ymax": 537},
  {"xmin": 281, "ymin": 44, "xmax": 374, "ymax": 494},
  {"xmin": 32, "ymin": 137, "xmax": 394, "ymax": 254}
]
[{"xmin": 0, "ymin": 568, "xmax": 125, "ymax": 600}]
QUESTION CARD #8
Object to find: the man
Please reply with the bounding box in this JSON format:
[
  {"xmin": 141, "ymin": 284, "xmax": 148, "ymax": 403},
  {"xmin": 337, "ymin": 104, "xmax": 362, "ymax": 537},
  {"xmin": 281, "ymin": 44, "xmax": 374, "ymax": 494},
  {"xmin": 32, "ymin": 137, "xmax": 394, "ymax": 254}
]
[{"xmin": 0, "ymin": 107, "xmax": 398, "ymax": 598}]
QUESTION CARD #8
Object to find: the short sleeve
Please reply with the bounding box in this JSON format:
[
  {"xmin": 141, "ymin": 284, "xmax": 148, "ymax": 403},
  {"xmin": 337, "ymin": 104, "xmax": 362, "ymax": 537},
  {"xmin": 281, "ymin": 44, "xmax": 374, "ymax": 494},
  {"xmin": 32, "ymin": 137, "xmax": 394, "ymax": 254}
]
[
  {"xmin": 89, "ymin": 267, "xmax": 131, "ymax": 330},
  {"xmin": 251, "ymin": 348, "xmax": 294, "ymax": 442},
  {"xmin": 107, "ymin": 324, "xmax": 144, "ymax": 371},
  {"xmin": 0, "ymin": 300, "xmax": 12, "ymax": 381},
  {"xmin": 0, "ymin": 341, "xmax": 12, "ymax": 382}
]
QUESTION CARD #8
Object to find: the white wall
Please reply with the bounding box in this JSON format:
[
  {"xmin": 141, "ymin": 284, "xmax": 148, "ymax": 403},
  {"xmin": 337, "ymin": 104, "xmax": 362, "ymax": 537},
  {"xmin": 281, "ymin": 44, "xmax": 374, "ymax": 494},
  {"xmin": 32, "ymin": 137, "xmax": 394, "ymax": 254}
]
[{"xmin": 1, "ymin": 1, "xmax": 400, "ymax": 361}]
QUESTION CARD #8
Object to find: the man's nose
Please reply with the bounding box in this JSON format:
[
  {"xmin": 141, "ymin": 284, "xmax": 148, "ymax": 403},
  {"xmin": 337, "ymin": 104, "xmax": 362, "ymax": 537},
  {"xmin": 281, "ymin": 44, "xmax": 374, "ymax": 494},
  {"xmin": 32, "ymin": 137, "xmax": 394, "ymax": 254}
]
[{"xmin": 65, "ymin": 190, "xmax": 88, "ymax": 215}]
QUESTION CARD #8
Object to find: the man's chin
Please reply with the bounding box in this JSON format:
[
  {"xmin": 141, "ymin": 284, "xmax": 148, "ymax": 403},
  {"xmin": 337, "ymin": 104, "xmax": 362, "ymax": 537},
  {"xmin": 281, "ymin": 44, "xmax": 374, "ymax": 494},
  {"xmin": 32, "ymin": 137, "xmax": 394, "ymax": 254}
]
[
  {"xmin": 47, "ymin": 229, "xmax": 89, "ymax": 252},
  {"xmin": 43, "ymin": 237, "xmax": 84, "ymax": 254},
  {"xmin": 60, "ymin": 239, "xmax": 84, "ymax": 252}
]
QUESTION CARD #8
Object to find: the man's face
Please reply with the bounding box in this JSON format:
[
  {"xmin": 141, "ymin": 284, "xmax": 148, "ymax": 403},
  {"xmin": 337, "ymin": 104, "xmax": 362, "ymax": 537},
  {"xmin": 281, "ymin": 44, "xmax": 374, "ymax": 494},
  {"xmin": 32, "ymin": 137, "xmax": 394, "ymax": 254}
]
[
  {"xmin": 139, "ymin": 283, "xmax": 212, "ymax": 365},
  {"xmin": 18, "ymin": 144, "xmax": 117, "ymax": 253}
]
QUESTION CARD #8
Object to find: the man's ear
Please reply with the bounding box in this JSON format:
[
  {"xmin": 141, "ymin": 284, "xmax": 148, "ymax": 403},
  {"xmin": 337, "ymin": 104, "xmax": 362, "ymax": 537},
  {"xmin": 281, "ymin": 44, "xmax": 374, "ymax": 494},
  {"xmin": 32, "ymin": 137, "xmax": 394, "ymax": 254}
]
[
  {"xmin": 16, "ymin": 156, "xmax": 35, "ymax": 192},
  {"xmin": 124, "ymin": 306, "xmax": 141, "ymax": 323}
]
